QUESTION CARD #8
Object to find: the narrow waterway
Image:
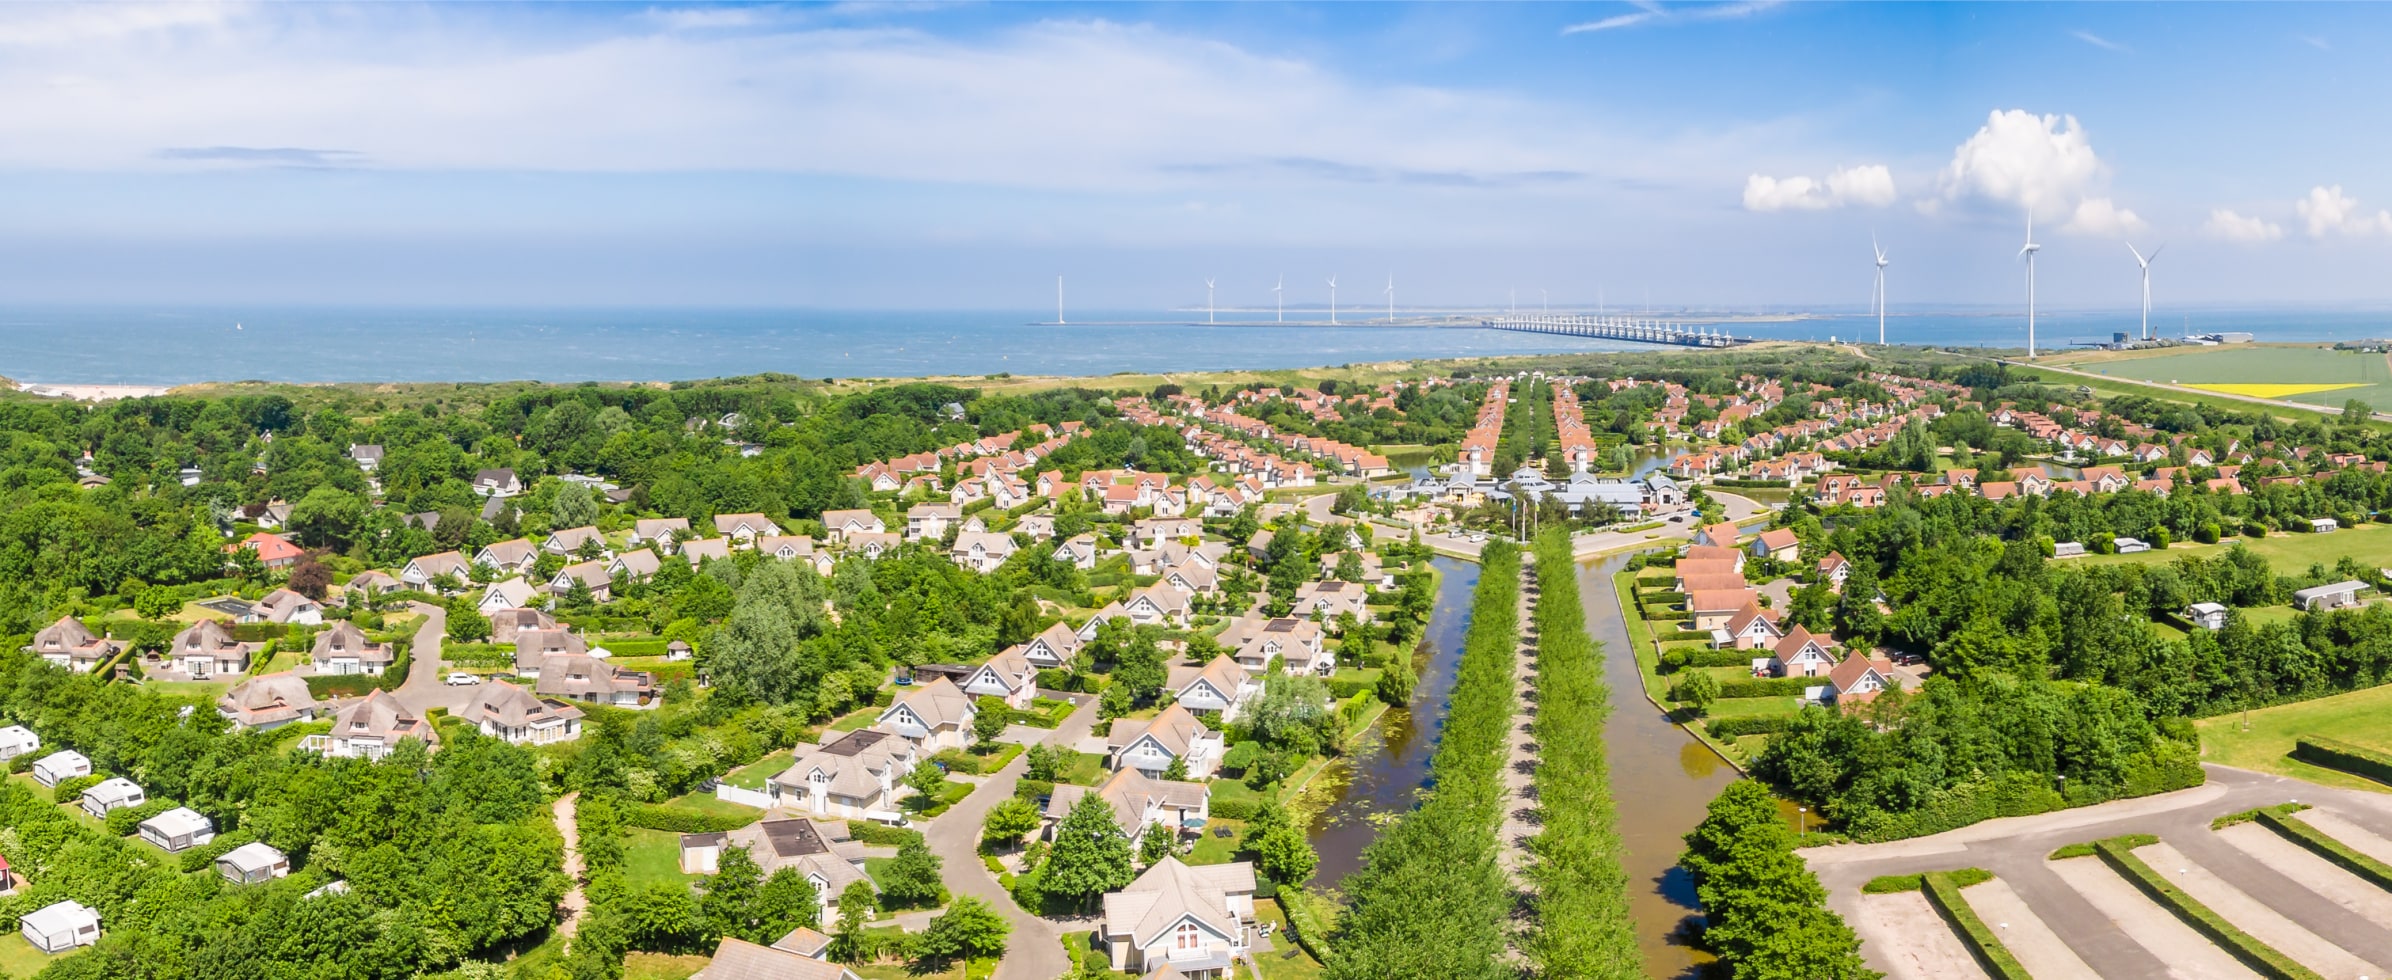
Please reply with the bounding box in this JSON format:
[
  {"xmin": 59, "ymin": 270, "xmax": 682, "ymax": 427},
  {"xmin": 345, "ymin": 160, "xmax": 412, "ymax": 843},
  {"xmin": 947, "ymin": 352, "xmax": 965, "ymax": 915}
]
[
  {"xmin": 1580, "ymin": 553, "xmax": 1740, "ymax": 978},
  {"xmin": 1302, "ymin": 554, "xmax": 1478, "ymax": 886}
]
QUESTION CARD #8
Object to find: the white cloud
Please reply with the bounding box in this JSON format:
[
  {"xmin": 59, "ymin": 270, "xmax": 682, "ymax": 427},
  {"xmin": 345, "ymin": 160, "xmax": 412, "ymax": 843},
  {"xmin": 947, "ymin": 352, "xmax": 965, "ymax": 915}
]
[
  {"xmin": 1742, "ymin": 164, "xmax": 1895, "ymax": 212},
  {"xmin": 2071, "ymin": 30, "xmax": 2127, "ymax": 52},
  {"xmin": 1936, "ymin": 109, "xmax": 2136, "ymax": 235},
  {"xmin": 1561, "ymin": 13, "xmax": 1654, "ymax": 34},
  {"xmin": 2298, "ymin": 34, "xmax": 2331, "ymax": 50},
  {"xmin": 2062, "ymin": 197, "xmax": 2145, "ymax": 236},
  {"xmin": 2202, "ymin": 209, "xmax": 2284, "ymax": 243},
  {"xmin": 1563, "ymin": 1, "xmax": 1779, "ymax": 35},
  {"xmin": 2296, "ymin": 185, "xmax": 2392, "ymax": 238},
  {"xmin": 0, "ymin": 10, "xmax": 1694, "ymax": 194}
]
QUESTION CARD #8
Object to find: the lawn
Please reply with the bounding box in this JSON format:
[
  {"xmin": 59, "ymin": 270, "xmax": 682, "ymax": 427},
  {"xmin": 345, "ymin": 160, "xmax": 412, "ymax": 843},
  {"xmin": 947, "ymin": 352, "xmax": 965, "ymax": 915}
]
[
  {"xmin": 1184, "ymin": 820, "xmax": 1249, "ymax": 866},
  {"xmin": 622, "ymin": 951, "xmax": 710, "ymax": 980},
  {"xmin": 0, "ymin": 934, "xmax": 75, "ymax": 977},
  {"xmin": 625, "ymin": 827, "xmax": 696, "ymax": 888},
  {"xmin": 2197, "ymin": 682, "xmax": 2392, "ymax": 793},
  {"xmin": 902, "ymin": 778, "xmax": 976, "ymax": 818},
  {"xmin": 1050, "ymin": 750, "xmax": 1109, "ymax": 787},
  {"xmin": 722, "ymin": 749, "xmax": 793, "ymax": 792},
  {"xmin": 2056, "ymin": 344, "xmax": 2392, "ymax": 410},
  {"xmin": 2078, "ymin": 522, "xmax": 2392, "ymax": 572},
  {"xmin": 849, "ymin": 957, "xmax": 996, "ymax": 980},
  {"xmin": 830, "ymin": 705, "xmax": 883, "ymax": 733},
  {"xmin": 653, "ymin": 790, "xmax": 763, "ymax": 824},
  {"xmin": 140, "ymin": 678, "xmax": 236, "ymax": 700},
  {"xmin": 1248, "ymin": 897, "xmax": 1326, "ymax": 980}
]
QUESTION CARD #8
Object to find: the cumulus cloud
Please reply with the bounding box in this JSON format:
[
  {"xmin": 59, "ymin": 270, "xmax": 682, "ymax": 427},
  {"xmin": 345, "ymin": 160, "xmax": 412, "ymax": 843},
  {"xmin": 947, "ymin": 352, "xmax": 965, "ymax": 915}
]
[
  {"xmin": 1934, "ymin": 109, "xmax": 2143, "ymax": 236},
  {"xmin": 2296, "ymin": 185, "xmax": 2392, "ymax": 238},
  {"xmin": 2202, "ymin": 209, "xmax": 2285, "ymax": 243},
  {"xmin": 1741, "ymin": 164, "xmax": 1895, "ymax": 212}
]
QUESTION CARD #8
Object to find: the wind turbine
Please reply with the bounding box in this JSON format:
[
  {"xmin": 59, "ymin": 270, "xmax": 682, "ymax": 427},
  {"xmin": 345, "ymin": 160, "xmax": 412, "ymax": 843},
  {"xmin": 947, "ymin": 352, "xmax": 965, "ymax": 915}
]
[
  {"xmin": 1327, "ymin": 276, "xmax": 1338, "ymax": 325},
  {"xmin": 1205, "ymin": 277, "xmax": 1216, "ymax": 325},
  {"xmin": 1273, "ymin": 274, "xmax": 1284, "ymax": 323},
  {"xmin": 2020, "ymin": 210, "xmax": 2042, "ymax": 358},
  {"xmin": 1056, "ymin": 276, "xmax": 1065, "ymax": 325},
  {"xmin": 1872, "ymin": 235, "xmax": 1890, "ymax": 345},
  {"xmin": 1385, "ymin": 273, "xmax": 1395, "ymax": 323},
  {"xmin": 2126, "ymin": 242, "xmax": 2164, "ymax": 341}
]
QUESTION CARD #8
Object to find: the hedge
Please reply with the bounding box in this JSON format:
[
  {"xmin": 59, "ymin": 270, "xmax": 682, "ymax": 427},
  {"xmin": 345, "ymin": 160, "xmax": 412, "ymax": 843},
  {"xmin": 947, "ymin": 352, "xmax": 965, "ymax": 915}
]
[
  {"xmin": 933, "ymin": 742, "xmax": 1023, "ymax": 776},
  {"xmin": 178, "ymin": 827, "xmax": 261, "ymax": 874},
  {"xmin": 1717, "ymin": 677, "xmax": 1810, "ymax": 698},
  {"xmin": 51, "ymin": 773, "xmax": 103, "ymax": 805},
  {"xmin": 2291, "ymin": 735, "xmax": 2392, "ymax": 786},
  {"xmin": 1276, "ymin": 887, "xmax": 1336, "ymax": 964},
  {"xmin": 1016, "ymin": 698, "xmax": 1077, "ymax": 729},
  {"xmin": 1014, "ymin": 779, "xmax": 1054, "ymax": 802},
  {"xmin": 2256, "ymin": 809, "xmax": 2392, "ymax": 894},
  {"xmin": 1208, "ymin": 798, "xmax": 1259, "ymax": 822},
  {"xmin": 1656, "ymin": 629, "xmax": 1714, "ymax": 642},
  {"xmin": 1704, "ymin": 715, "xmax": 1796, "ymax": 738},
  {"xmin": 2098, "ymin": 838, "xmax": 2322, "ymax": 980},
  {"xmin": 624, "ymin": 803, "xmax": 755, "ymax": 834},
  {"xmin": 1660, "ymin": 649, "xmax": 1754, "ymax": 673},
  {"xmin": 1922, "ymin": 871, "xmax": 2031, "ymax": 980},
  {"xmin": 104, "ymin": 797, "xmax": 181, "ymax": 837},
  {"xmin": 843, "ymin": 819, "xmax": 926, "ymax": 848}
]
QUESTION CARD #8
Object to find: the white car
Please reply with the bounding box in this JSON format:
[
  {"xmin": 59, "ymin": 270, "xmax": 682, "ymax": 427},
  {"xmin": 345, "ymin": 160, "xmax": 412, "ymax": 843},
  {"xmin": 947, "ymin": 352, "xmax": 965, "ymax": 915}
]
[{"xmin": 444, "ymin": 673, "xmax": 479, "ymax": 686}]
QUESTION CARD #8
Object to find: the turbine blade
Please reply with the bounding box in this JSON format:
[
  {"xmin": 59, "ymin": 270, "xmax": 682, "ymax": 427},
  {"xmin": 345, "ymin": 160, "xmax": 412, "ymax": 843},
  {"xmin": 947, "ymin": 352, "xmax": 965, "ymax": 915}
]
[
  {"xmin": 2126, "ymin": 241, "xmax": 2144, "ymax": 265},
  {"xmin": 2149, "ymin": 244, "xmax": 2164, "ymax": 262}
]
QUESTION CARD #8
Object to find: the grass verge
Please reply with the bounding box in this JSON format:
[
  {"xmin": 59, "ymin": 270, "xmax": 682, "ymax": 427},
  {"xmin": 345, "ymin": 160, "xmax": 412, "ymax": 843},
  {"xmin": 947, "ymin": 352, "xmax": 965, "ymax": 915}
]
[
  {"xmin": 2257, "ymin": 808, "xmax": 2392, "ymax": 895},
  {"xmin": 1921, "ymin": 870, "xmax": 2032, "ymax": 980}
]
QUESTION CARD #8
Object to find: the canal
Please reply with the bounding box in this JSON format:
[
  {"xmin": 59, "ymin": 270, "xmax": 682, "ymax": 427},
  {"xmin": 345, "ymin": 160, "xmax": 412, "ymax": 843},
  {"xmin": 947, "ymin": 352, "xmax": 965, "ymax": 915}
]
[
  {"xmin": 1299, "ymin": 546, "xmax": 1737, "ymax": 979},
  {"xmin": 1301, "ymin": 554, "xmax": 1477, "ymax": 885}
]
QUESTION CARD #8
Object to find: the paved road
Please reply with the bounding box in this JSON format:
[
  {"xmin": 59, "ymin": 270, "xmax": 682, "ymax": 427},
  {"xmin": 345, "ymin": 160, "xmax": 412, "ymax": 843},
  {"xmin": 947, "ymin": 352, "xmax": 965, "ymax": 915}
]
[
  {"xmin": 1806, "ymin": 764, "xmax": 2392, "ymax": 978},
  {"xmin": 923, "ymin": 694, "xmax": 1103, "ymax": 980},
  {"xmin": 392, "ymin": 603, "xmax": 479, "ymax": 716}
]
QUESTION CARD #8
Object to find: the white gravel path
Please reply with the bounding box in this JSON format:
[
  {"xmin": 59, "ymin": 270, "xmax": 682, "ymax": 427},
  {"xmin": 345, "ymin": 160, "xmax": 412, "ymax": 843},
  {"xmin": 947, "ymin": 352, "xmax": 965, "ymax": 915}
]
[
  {"xmin": 1850, "ymin": 891, "xmax": 1990, "ymax": 980},
  {"xmin": 1955, "ymin": 877, "xmax": 2102, "ymax": 980},
  {"xmin": 2134, "ymin": 840, "xmax": 2382, "ymax": 980},
  {"xmin": 2218, "ymin": 822, "xmax": 2392, "ymax": 933},
  {"xmin": 2046, "ymin": 856, "xmax": 2261, "ymax": 980}
]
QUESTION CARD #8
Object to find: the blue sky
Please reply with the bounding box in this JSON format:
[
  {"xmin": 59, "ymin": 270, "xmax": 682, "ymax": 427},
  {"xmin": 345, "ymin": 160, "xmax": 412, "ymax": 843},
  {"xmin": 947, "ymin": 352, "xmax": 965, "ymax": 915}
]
[{"xmin": 2, "ymin": 1, "xmax": 2389, "ymax": 311}]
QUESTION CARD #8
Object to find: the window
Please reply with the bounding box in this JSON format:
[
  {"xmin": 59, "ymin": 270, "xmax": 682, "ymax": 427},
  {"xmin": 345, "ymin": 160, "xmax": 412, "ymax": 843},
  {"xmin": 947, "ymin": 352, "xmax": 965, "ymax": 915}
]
[{"xmin": 1175, "ymin": 923, "xmax": 1200, "ymax": 950}]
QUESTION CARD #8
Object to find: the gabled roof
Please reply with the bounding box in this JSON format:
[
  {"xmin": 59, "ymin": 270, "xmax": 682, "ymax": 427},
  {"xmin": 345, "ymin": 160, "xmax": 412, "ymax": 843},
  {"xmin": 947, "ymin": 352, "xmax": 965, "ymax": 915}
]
[
  {"xmin": 1167, "ymin": 655, "xmax": 1251, "ymax": 700},
  {"xmin": 461, "ymin": 682, "xmax": 585, "ymax": 729},
  {"xmin": 1107, "ymin": 703, "xmax": 1212, "ymax": 759},
  {"xmin": 882, "ymin": 677, "xmax": 974, "ymax": 730},
  {"xmin": 329, "ymin": 690, "xmax": 436, "ymax": 746},
  {"xmin": 1101, "ymin": 856, "xmax": 1255, "ymax": 949},
  {"xmin": 692, "ymin": 937, "xmax": 856, "ymax": 980}
]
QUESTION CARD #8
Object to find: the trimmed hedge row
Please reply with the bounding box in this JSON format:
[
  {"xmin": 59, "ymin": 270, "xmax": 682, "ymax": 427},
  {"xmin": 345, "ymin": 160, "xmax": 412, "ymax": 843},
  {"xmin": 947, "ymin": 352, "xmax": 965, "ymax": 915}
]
[
  {"xmin": 2291, "ymin": 735, "xmax": 2392, "ymax": 786},
  {"xmin": 1717, "ymin": 677, "xmax": 1810, "ymax": 699},
  {"xmin": 843, "ymin": 819, "xmax": 926, "ymax": 848},
  {"xmin": 2257, "ymin": 809, "xmax": 2392, "ymax": 894},
  {"xmin": 1660, "ymin": 648, "xmax": 1754, "ymax": 673},
  {"xmin": 1277, "ymin": 887, "xmax": 1336, "ymax": 964},
  {"xmin": 1922, "ymin": 871, "xmax": 2031, "ymax": 980},
  {"xmin": 1521, "ymin": 531, "xmax": 1641, "ymax": 977},
  {"xmin": 1704, "ymin": 716, "xmax": 1796, "ymax": 738},
  {"xmin": 1208, "ymin": 798, "xmax": 1260, "ymax": 822},
  {"xmin": 1656, "ymin": 629, "xmax": 1714, "ymax": 642},
  {"xmin": 2098, "ymin": 839, "xmax": 2322, "ymax": 980}
]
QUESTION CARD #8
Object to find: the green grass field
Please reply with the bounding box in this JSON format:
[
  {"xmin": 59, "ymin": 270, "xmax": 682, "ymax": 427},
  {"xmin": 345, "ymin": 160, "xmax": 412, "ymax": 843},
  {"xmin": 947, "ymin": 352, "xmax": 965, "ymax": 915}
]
[
  {"xmin": 2058, "ymin": 344, "xmax": 2392, "ymax": 410},
  {"xmin": 622, "ymin": 951, "xmax": 709, "ymax": 980},
  {"xmin": 2197, "ymin": 683, "xmax": 2392, "ymax": 792},
  {"xmin": 0, "ymin": 934, "xmax": 76, "ymax": 976},
  {"xmin": 625, "ymin": 828, "xmax": 698, "ymax": 888},
  {"xmin": 2076, "ymin": 522, "xmax": 2392, "ymax": 573}
]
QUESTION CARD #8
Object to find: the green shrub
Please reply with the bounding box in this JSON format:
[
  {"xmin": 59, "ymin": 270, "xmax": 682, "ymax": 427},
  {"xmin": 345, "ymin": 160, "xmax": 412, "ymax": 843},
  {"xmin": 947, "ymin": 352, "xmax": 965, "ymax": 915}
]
[
  {"xmin": 1861, "ymin": 874, "xmax": 1922, "ymax": 893},
  {"xmin": 178, "ymin": 827, "xmax": 260, "ymax": 873},
  {"xmin": 104, "ymin": 798, "xmax": 180, "ymax": 837},
  {"xmin": 2212, "ymin": 802, "xmax": 2309, "ymax": 830},
  {"xmin": 1208, "ymin": 799, "xmax": 1258, "ymax": 822},
  {"xmin": 1704, "ymin": 715, "xmax": 1795, "ymax": 738},
  {"xmin": 844, "ymin": 819, "xmax": 926, "ymax": 848},
  {"xmin": 1276, "ymin": 887, "xmax": 1336, "ymax": 964},
  {"xmin": 1717, "ymin": 677, "xmax": 1809, "ymax": 698},
  {"xmin": 1014, "ymin": 779, "xmax": 1054, "ymax": 802},
  {"xmin": 50, "ymin": 773, "xmax": 103, "ymax": 805}
]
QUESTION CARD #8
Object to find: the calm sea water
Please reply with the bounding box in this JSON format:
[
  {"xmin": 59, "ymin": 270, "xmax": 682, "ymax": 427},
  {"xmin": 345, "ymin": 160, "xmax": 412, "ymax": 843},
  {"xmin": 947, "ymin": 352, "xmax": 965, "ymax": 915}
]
[{"xmin": 4, "ymin": 305, "xmax": 2390, "ymax": 385}]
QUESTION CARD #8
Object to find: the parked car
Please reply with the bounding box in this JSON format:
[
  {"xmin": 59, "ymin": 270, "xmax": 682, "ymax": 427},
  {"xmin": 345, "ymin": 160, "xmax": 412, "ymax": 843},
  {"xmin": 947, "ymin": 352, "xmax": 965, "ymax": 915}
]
[{"xmin": 443, "ymin": 673, "xmax": 478, "ymax": 686}]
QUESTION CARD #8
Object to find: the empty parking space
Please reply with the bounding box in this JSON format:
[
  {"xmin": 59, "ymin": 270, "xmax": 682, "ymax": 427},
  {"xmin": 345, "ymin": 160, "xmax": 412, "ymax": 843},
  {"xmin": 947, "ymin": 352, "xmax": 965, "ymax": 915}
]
[
  {"xmin": 1954, "ymin": 877, "xmax": 2102, "ymax": 980},
  {"xmin": 2216, "ymin": 822, "xmax": 2392, "ymax": 929},
  {"xmin": 2134, "ymin": 840, "xmax": 2382, "ymax": 979},
  {"xmin": 2046, "ymin": 856, "xmax": 2261, "ymax": 980},
  {"xmin": 1850, "ymin": 891, "xmax": 1990, "ymax": 980}
]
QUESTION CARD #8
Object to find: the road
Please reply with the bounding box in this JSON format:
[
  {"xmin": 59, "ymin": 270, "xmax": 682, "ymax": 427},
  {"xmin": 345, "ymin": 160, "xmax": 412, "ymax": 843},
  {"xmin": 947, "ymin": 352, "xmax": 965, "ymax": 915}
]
[
  {"xmin": 1805, "ymin": 764, "xmax": 2392, "ymax": 978},
  {"xmin": 922, "ymin": 693, "xmax": 1104, "ymax": 980},
  {"xmin": 392, "ymin": 603, "xmax": 478, "ymax": 716}
]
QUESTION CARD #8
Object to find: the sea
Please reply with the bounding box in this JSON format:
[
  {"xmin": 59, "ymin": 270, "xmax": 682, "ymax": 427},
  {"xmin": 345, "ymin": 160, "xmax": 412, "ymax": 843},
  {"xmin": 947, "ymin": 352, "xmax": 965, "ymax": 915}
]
[{"xmin": 7, "ymin": 305, "xmax": 2392, "ymax": 385}]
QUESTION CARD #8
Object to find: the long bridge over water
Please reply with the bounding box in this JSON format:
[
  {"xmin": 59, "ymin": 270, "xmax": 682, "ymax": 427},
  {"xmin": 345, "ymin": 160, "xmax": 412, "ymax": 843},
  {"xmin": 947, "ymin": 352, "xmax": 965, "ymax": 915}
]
[{"xmin": 1481, "ymin": 313, "xmax": 1748, "ymax": 348}]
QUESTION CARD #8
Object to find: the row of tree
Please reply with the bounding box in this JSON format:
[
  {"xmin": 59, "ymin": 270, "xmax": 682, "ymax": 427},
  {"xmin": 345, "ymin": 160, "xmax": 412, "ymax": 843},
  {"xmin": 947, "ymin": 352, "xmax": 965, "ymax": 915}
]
[
  {"xmin": 1521, "ymin": 532, "xmax": 1640, "ymax": 976},
  {"xmin": 1324, "ymin": 542, "xmax": 1520, "ymax": 980}
]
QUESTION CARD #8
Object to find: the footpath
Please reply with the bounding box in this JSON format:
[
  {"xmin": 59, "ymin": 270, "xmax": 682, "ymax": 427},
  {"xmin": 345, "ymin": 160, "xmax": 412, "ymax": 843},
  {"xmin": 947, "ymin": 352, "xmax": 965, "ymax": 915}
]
[{"xmin": 1498, "ymin": 559, "xmax": 1542, "ymax": 958}]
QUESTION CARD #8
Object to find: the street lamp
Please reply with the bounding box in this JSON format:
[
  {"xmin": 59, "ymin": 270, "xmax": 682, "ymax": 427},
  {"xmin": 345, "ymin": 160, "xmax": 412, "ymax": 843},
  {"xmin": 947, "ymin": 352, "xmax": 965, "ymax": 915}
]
[{"xmin": 1798, "ymin": 806, "xmax": 1807, "ymax": 835}]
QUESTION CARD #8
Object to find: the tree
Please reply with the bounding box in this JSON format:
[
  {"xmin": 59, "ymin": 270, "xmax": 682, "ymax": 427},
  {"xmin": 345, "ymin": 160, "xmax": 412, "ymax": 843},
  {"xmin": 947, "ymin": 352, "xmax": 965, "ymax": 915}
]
[
  {"xmin": 1161, "ymin": 754, "xmax": 1190, "ymax": 782},
  {"xmin": 879, "ymin": 836, "xmax": 947, "ymax": 909},
  {"xmin": 1677, "ymin": 669, "xmax": 1720, "ymax": 715},
  {"xmin": 904, "ymin": 758, "xmax": 947, "ymax": 808},
  {"xmin": 287, "ymin": 554, "xmax": 333, "ymax": 600},
  {"xmin": 553, "ymin": 481, "xmax": 599, "ymax": 529},
  {"xmin": 134, "ymin": 586, "xmax": 182, "ymax": 620},
  {"xmin": 698, "ymin": 844, "xmax": 765, "ymax": 940},
  {"xmin": 744, "ymin": 868, "xmax": 821, "ymax": 942},
  {"xmin": 829, "ymin": 879, "xmax": 879, "ymax": 963},
  {"xmin": 620, "ymin": 882, "xmax": 705, "ymax": 951},
  {"xmin": 1024, "ymin": 743, "xmax": 1061, "ymax": 782},
  {"xmin": 918, "ymin": 895, "xmax": 1012, "ymax": 961},
  {"xmin": 1112, "ymin": 627, "xmax": 1169, "ymax": 702},
  {"xmin": 972, "ymin": 696, "xmax": 1011, "ymax": 745},
  {"xmin": 1376, "ymin": 642, "xmax": 1416, "ymax": 706},
  {"xmin": 1242, "ymin": 802, "xmax": 1317, "ymax": 885},
  {"xmin": 1139, "ymin": 820, "xmax": 1178, "ymax": 865},
  {"xmin": 982, "ymin": 796, "xmax": 1043, "ymax": 850},
  {"xmin": 446, "ymin": 602, "xmax": 493, "ymax": 643},
  {"xmin": 1335, "ymin": 549, "xmax": 1366, "ymax": 583},
  {"xmin": 1043, "ymin": 792, "xmax": 1136, "ymax": 909},
  {"xmin": 999, "ymin": 593, "xmax": 1043, "ymax": 647},
  {"xmin": 288, "ymin": 484, "xmax": 366, "ymax": 550}
]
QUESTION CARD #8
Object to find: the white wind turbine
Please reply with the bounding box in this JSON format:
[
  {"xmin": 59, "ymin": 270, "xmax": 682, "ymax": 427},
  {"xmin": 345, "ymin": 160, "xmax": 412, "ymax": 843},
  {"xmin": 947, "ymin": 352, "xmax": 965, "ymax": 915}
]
[
  {"xmin": 1872, "ymin": 235, "xmax": 1890, "ymax": 345},
  {"xmin": 2126, "ymin": 242, "xmax": 2163, "ymax": 341},
  {"xmin": 1205, "ymin": 277, "xmax": 1216, "ymax": 324},
  {"xmin": 2020, "ymin": 210, "xmax": 2042, "ymax": 358},
  {"xmin": 1273, "ymin": 274, "xmax": 1284, "ymax": 323},
  {"xmin": 1385, "ymin": 273, "xmax": 1395, "ymax": 323},
  {"xmin": 1327, "ymin": 276, "xmax": 1338, "ymax": 325}
]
